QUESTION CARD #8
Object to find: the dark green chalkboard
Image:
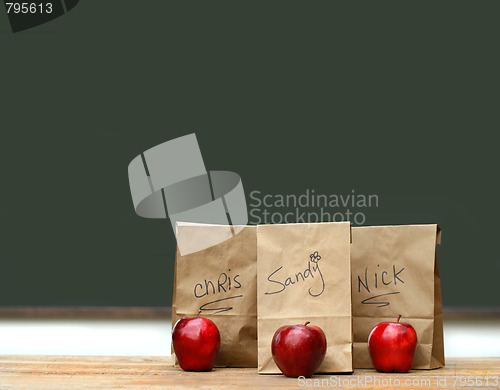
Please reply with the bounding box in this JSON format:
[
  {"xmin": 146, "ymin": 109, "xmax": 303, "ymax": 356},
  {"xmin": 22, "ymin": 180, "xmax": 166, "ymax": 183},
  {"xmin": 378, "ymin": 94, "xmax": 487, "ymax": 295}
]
[{"xmin": 0, "ymin": 1, "xmax": 498, "ymax": 308}]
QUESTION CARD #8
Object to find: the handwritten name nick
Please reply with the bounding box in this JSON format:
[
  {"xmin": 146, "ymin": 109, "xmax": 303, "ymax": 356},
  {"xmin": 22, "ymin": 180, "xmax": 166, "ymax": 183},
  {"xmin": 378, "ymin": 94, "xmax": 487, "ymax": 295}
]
[
  {"xmin": 357, "ymin": 264, "xmax": 405, "ymax": 307},
  {"xmin": 265, "ymin": 251, "xmax": 325, "ymax": 297}
]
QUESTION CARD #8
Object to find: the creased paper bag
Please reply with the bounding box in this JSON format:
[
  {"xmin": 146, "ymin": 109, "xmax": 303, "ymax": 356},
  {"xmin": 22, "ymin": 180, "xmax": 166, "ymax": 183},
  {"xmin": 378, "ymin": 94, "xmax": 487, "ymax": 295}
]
[
  {"xmin": 257, "ymin": 222, "xmax": 353, "ymax": 374},
  {"xmin": 172, "ymin": 222, "xmax": 257, "ymax": 367},
  {"xmin": 351, "ymin": 224, "xmax": 444, "ymax": 369}
]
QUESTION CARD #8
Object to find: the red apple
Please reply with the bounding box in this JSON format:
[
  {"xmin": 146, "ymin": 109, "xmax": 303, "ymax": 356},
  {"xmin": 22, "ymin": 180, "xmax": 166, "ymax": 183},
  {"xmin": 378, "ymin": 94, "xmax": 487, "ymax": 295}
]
[
  {"xmin": 271, "ymin": 321, "xmax": 327, "ymax": 377},
  {"xmin": 172, "ymin": 316, "xmax": 220, "ymax": 371},
  {"xmin": 367, "ymin": 315, "xmax": 417, "ymax": 373}
]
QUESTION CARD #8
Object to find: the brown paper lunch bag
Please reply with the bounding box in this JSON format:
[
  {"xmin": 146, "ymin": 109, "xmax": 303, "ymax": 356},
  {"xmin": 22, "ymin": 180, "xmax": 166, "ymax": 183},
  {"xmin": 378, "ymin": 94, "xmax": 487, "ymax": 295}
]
[
  {"xmin": 257, "ymin": 222, "xmax": 353, "ymax": 374},
  {"xmin": 172, "ymin": 222, "xmax": 257, "ymax": 367},
  {"xmin": 351, "ymin": 224, "xmax": 444, "ymax": 369}
]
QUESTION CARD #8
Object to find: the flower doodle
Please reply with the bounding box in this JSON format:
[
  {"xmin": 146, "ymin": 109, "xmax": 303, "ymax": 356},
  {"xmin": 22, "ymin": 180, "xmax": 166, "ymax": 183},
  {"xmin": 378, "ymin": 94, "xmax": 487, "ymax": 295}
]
[
  {"xmin": 308, "ymin": 251, "xmax": 324, "ymax": 297},
  {"xmin": 310, "ymin": 251, "xmax": 321, "ymax": 264}
]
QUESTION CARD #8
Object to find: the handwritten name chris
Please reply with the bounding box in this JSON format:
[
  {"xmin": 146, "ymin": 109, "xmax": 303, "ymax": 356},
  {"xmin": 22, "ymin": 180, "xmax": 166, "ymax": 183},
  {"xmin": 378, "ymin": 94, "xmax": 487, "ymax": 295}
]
[
  {"xmin": 265, "ymin": 251, "xmax": 325, "ymax": 297},
  {"xmin": 193, "ymin": 271, "xmax": 241, "ymax": 298},
  {"xmin": 192, "ymin": 270, "xmax": 243, "ymax": 315}
]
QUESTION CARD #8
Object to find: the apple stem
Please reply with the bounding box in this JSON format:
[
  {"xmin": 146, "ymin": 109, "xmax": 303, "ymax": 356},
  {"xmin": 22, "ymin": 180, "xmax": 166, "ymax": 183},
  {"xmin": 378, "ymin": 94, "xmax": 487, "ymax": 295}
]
[
  {"xmin": 197, "ymin": 310, "xmax": 201, "ymax": 317},
  {"xmin": 304, "ymin": 321, "xmax": 310, "ymax": 326},
  {"xmin": 397, "ymin": 315, "xmax": 401, "ymax": 323}
]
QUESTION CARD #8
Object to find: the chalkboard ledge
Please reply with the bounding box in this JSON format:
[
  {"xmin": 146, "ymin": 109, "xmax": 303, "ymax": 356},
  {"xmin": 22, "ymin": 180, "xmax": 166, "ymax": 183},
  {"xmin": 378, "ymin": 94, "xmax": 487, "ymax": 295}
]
[
  {"xmin": 0, "ymin": 306, "xmax": 172, "ymax": 319},
  {"xmin": 0, "ymin": 306, "xmax": 499, "ymax": 319}
]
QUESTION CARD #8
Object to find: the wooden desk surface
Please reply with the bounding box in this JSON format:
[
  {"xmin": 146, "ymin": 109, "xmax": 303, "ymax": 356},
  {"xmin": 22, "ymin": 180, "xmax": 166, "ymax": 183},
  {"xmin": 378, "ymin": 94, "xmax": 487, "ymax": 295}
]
[{"xmin": 0, "ymin": 356, "xmax": 498, "ymax": 389}]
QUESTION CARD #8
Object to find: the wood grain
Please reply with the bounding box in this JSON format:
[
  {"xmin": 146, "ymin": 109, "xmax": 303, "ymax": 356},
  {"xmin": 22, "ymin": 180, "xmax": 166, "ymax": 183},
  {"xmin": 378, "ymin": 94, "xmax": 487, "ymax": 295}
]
[{"xmin": 0, "ymin": 356, "xmax": 498, "ymax": 389}]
